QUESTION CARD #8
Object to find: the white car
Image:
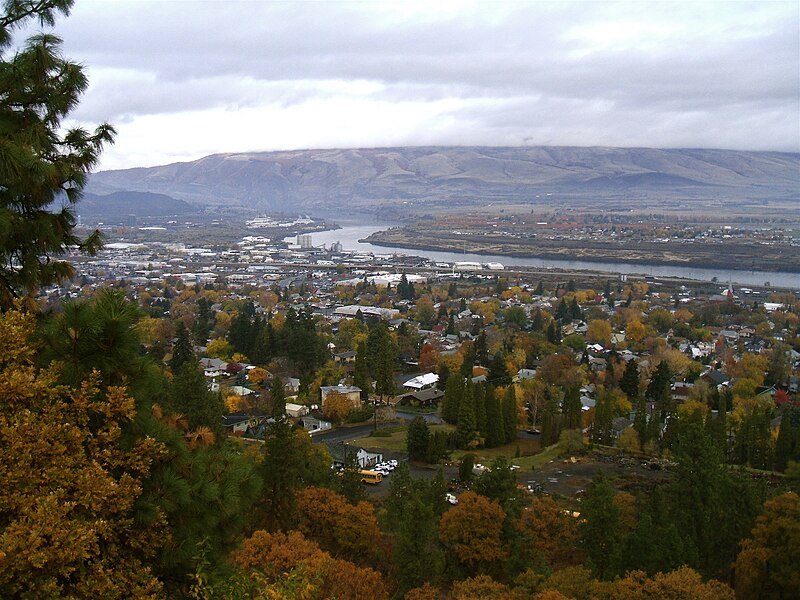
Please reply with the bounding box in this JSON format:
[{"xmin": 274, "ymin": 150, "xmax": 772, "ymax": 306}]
[{"xmin": 445, "ymin": 493, "xmax": 458, "ymax": 505}]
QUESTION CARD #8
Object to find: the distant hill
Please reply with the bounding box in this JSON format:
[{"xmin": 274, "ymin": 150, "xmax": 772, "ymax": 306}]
[
  {"xmin": 77, "ymin": 191, "xmax": 194, "ymax": 220},
  {"xmin": 86, "ymin": 146, "xmax": 800, "ymax": 213}
]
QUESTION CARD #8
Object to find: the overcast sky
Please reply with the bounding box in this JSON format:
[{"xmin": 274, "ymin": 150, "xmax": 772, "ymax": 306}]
[{"xmin": 21, "ymin": 0, "xmax": 800, "ymax": 170}]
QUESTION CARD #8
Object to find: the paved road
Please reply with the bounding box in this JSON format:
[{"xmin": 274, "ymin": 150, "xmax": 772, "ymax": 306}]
[{"xmin": 311, "ymin": 422, "xmax": 390, "ymax": 444}]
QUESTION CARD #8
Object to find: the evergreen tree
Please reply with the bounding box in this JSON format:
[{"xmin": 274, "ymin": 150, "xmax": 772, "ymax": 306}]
[
  {"xmin": 531, "ymin": 309, "xmax": 545, "ymax": 332},
  {"xmin": 459, "ymin": 453, "xmax": 475, "ymax": 483},
  {"xmin": 620, "ymin": 359, "xmax": 640, "ymax": 401},
  {"xmin": 474, "ymin": 330, "xmax": 489, "ymax": 365},
  {"xmin": 502, "ymin": 384, "xmax": 518, "ymax": 443},
  {"xmin": 540, "ymin": 387, "xmax": 560, "ymax": 446},
  {"xmin": 270, "ymin": 376, "xmax": 286, "ymax": 418},
  {"xmin": 485, "ymin": 385, "xmax": 504, "ymax": 448},
  {"xmin": 227, "ymin": 301, "xmax": 258, "ymax": 359},
  {"xmin": 580, "ymin": 473, "xmax": 622, "ymax": 580},
  {"xmin": 547, "ymin": 320, "xmax": 561, "ymax": 344},
  {"xmin": 384, "ymin": 464, "xmax": 444, "ymax": 594},
  {"xmin": 260, "ymin": 419, "xmax": 332, "ymax": 530},
  {"xmin": 555, "ymin": 297, "xmax": 570, "ymax": 323},
  {"xmin": 339, "ymin": 451, "xmax": 366, "ymax": 504},
  {"xmin": 569, "ymin": 296, "xmax": 582, "ymax": 320},
  {"xmin": 534, "ymin": 280, "xmax": 544, "ymax": 295},
  {"xmin": 0, "ymin": 0, "xmax": 116, "ymax": 310},
  {"xmin": 633, "ymin": 395, "xmax": 649, "ymax": 446},
  {"xmin": 460, "ymin": 342, "xmax": 476, "ymax": 378},
  {"xmin": 592, "ymin": 386, "xmax": 614, "ymax": 445},
  {"xmin": 170, "ymin": 321, "xmax": 195, "ymax": 372},
  {"xmin": 426, "ymin": 430, "xmax": 451, "ymax": 463},
  {"xmin": 646, "ymin": 360, "xmax": 673, "ymax": 421},
  {"xmin": 438, "ymin": 362, "xmax": 450, "ymax": 392},
  {"xmin": 441, "ymin": 371, "xmax": 463, "ymax": 424},
  {"xmin": 445, "ymin": 313, "xmax": 456, "ymax": 335},
  {"xmin": 456, "ymin": 380, "xmax": 477, "ymax": 448},
  {"xmin": 562, "ymin": 385, "xmax": 583, "ymax": 430},
  {"xmin": 473, "ymin": 382, "xmax": 487, "ymax": 437},
  {"xmin": 406, "ymin": 416, "xmax": 431, "ymax": 462},
  {"xmin": 488, "ymin": 350, "xmax": 510, "ymax": 386},
  {"xmin": 352, "ymin": 340, "xmax": 372, "ymax": 401},
  {"xmin": 167, "ymin": 363, "xmax": 224, "ymax": 436},
  {"xmin": 367, "ymin": 321, "xmax": 396, "ymax": 400}
]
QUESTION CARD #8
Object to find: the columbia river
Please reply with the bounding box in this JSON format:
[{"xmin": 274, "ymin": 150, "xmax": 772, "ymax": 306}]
[{"xmin": 290, "ymin": 223, "xmax": 799, "ymax": 290}]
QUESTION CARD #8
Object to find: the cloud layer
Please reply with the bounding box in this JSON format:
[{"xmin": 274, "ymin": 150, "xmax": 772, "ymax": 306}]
[{"xmin": 22, "ymin": 0, "xmax": 799, "ymax": 169}]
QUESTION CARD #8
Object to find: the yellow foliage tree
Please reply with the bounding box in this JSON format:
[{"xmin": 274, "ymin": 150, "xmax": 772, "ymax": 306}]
[
  {"xmin": 205, "ymin": 337, "xmax": 232, "ymax": 360},
  {"xmin": 323, "ymin": 390, "xmax": 356, "ymax": 423},
  {"xmin": 0, "ymin": 309, "xmax": 165, "ymax": 597},
  {"xmin": 625, "ymin": 319, "xmax": 646, "ymax": 344},
  {"xmin": 735, "ymin": 492, "xmax": 800, "ymax": 599},
  {"xmin": 587, "ymin": 319, "xmax": 612, "ymax": 346}
]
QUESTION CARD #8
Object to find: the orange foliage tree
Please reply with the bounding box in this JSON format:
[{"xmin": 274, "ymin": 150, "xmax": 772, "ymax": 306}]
[
  {"xmin": 450, "ymin": 574, "xmax": 515, "ymax": 599},
  {"xmin": 293, "ymin": 486, "xmax": 383, "ymax": 563},
  {"xmin": 517, "ymin": 495, "xmax": 582, "ymax": 569},
  {"xmin": 438, "ymin": 492, "xmax": 507, "ymax": 571},
  {"xmin": 231, "ymin": 528, "xmax": 388, "ymax": 600}
]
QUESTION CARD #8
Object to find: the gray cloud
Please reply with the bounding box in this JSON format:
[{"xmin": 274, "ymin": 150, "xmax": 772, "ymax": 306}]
[{"xmin": 23, "ymin": 0, "xmax": 798, "ymax": 168}]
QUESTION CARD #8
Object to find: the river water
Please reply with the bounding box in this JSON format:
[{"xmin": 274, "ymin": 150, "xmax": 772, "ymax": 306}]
[{"xmin": 289, "ymin": 223, "xmax": 799, "ymax": 289}]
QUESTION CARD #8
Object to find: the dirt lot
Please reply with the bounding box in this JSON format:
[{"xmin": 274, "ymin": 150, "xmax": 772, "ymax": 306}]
[{"xmin": 524, "ymin": 453, "xmax": 672, "ymax": 498}]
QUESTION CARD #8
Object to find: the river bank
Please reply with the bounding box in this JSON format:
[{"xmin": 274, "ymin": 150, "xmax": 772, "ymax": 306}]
[{"xmin": 364, "ymin": 228, "xmax": 800, "ymax": 274}]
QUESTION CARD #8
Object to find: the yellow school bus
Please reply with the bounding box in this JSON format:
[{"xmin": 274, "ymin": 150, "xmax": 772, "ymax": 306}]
[{"xmin": 358, "ymin": 469, "xmax": 382, "ymax": 484}]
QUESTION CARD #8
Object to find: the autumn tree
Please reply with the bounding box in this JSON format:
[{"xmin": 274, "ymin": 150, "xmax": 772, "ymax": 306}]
[
  {"xmin": 293, "ymin": 486, "xmax": 383, "ymax": 563},
  {"xmin": 517, "ymin": 495, "xmax": 581, "ymax": 570},
  {"xmin": 231, "ymin": 529, "xmax": 388, "ymax": 600},
  {"xmin": 735, "ymin": 492, "xmax": 800, "ymax": 599},
  {"xmin": 0, "ymin": 309, "xmax": 164, "ymax": 596},
  {"xmin": 323, "ymin": 390, "xmax": 356, "ymax": 423},
  {"xmin": 439, "ymin": 491, "xmax": 507, "ymax": 573},
  {"xmin": 587, "ymin": 319, "xmax": 612, "ymax": 346}
]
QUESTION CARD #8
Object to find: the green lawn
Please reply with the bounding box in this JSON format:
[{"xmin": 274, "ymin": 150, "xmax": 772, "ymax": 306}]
[
  {"xmin": 355, "ymin": 425, "xmax": 567, "ymax": 471},
  {"xmin": 357, "ymin": 424, "xmax": 454, "ymax": 453}
]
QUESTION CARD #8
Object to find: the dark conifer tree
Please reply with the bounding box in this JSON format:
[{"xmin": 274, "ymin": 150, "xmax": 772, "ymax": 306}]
[
  {"xmin": 562, "ymin": 385, "xmax": 583, "ymax": 430},
  {"xmin": 502, "ymin": 384, "xmax": 518, "ymax": 443},
  {"xmin": 170, "ymin": 321, "xmax": 195, "ymax": 372},
  {"xmin": 406, "ymin": 416, "xmax": 430, "ymax": 462},
  {"xmin": 456, "ymin": 380, "xmax": 476, "ymax": 448},
  {"xmin": 620, "ymin": 359, "xmax": 640, "ymax": 401},
  {"xmin": 473, "ymin": 382, "xmax": 487, "ymax": 437},
  {"xmin": 442, "ymin": 371, "xmax": 463, "ymax": 424},
  {"xmin": 485, "ymin": 385, "xmax": 504, "ymax": 448}
]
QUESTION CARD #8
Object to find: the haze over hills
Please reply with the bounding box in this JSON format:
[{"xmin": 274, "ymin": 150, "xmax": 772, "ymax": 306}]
[{"xmin": 86, "ymin": 146, "xmax": 800, "ymax": 216}]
